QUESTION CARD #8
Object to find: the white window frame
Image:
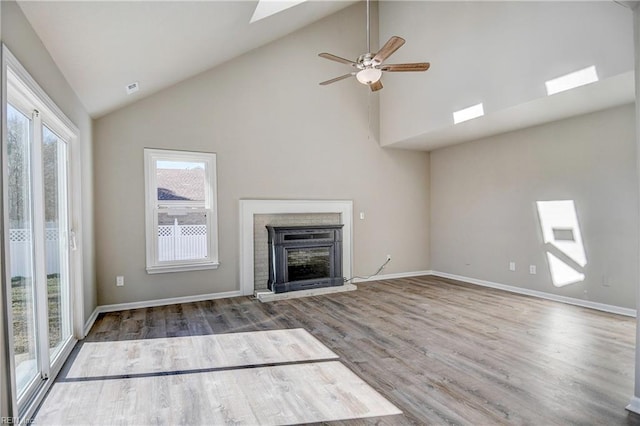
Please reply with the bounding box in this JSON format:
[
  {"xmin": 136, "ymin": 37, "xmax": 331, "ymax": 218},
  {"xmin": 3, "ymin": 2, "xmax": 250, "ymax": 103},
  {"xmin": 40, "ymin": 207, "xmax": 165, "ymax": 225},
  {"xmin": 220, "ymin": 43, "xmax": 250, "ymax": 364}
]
[{"xmin": 144, "ymin": 148, "xmax": 219, "ymax": 273}]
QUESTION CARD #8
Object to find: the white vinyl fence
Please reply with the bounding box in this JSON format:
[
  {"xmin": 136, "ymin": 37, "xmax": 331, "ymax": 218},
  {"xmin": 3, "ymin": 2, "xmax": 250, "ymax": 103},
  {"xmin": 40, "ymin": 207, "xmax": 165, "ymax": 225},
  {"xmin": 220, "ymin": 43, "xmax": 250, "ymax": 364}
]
[
  {"xmin": 9, "ymin": 223, "xmax": 208, "ymax": 277},
  {"xmin": 158, "ymin": 222, "xmax": 207, "ymax": 261},
  {"xmin": 9, "ymin": 227, "xmax": 61, "ymax": 277}
]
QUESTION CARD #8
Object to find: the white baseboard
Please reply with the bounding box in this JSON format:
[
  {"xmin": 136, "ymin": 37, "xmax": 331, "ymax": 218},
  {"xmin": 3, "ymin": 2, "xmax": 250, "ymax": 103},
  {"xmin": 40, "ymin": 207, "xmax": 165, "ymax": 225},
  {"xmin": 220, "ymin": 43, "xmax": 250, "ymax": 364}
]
[
  {"xmin": 98, "ymin": 290, "xmax": 243, "ymax": 313},
  {"xmin": 83, "ymin": 307, "xmax": 100, "ymax": 338},
  {"xmin": 352, "ymin": 270, "xmax": 432, "ymax": 283},
  {"xmin": 430, "ymin": 270, "xmax": 636, "ymax": 317}
]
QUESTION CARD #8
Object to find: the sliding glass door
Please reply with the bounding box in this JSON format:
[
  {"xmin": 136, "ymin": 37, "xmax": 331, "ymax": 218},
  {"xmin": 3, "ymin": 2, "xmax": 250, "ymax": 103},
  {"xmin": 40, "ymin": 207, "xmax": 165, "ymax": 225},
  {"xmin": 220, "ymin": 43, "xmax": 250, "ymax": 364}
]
[
  {"xmin": 7, "ymin": 103, "xmax": 41, "ymax": 401},
  {"xmin": 6, "ymin": 98, "xmax": 72, "ymax": 407},
  {"xmin": 42, "ymin": 125, "xmax": 71, "ymax": 360}
]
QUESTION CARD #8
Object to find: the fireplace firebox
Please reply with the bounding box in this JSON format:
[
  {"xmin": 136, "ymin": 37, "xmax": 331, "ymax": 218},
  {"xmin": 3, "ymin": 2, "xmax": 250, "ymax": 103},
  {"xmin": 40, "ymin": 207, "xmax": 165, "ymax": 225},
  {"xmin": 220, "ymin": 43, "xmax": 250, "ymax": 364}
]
[{"xmin": 266, "ymin": 224, "xmax": 344, "ymax": 293}]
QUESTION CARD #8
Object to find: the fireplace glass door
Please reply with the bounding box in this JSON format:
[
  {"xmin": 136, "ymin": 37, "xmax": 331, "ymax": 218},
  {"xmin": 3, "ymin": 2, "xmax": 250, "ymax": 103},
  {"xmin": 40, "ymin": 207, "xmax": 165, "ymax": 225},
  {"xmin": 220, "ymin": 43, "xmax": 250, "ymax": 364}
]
[{"xmin": 286, "ymin": 247, "xmax": 331, "ymax": 282}]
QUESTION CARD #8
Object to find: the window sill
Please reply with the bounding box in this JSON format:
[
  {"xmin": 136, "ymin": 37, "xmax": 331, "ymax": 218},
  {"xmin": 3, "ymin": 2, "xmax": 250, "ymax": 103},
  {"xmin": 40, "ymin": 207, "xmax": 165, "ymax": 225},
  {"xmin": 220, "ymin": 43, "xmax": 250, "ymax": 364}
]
[{"xmin": 146, "ymin": 262, "xmax": 220, "ymax": 274}]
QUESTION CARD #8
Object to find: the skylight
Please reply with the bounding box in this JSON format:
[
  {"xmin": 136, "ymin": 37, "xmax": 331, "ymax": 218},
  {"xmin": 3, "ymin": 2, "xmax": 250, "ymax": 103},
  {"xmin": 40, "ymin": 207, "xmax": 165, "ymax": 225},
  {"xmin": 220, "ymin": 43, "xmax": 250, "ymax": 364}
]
[
  {"xmin": 545, "ymin": 66, "xmax": 599, "ymax": 96},
  {"xmin": 453, "ymin": 103, "xmax": 484, "ymax": 124},
  {"xmin": 250, "ymin": 0, "xmax": 308, "ymax": 23}
]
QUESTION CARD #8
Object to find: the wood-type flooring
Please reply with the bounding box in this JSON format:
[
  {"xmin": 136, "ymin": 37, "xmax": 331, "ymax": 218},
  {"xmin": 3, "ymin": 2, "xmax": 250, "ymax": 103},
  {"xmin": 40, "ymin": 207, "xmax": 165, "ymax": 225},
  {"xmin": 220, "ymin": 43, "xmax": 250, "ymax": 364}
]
[{"xmin": 40, "ymin": 276, "xmax": 640, "ymax": 425}]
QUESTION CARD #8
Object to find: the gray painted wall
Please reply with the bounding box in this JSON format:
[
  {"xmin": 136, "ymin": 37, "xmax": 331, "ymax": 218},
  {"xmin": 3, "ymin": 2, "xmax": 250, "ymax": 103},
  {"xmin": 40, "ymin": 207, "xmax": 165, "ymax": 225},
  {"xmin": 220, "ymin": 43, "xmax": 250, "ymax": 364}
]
[
  {"xmin": 430, "ymin": 104, "xmax": 637, "ymax": 309},
  {"xmin": 93, "ymin": 2, "xmax": 431, "ymax": 306}
]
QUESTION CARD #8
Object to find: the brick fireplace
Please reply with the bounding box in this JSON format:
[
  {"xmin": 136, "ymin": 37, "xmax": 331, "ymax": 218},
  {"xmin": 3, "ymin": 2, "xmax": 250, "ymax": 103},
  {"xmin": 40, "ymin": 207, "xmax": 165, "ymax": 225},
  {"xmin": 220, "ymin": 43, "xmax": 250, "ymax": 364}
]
[{"xmin": 239, "ymin": 200, "xmax": 353, "ymax": 296}]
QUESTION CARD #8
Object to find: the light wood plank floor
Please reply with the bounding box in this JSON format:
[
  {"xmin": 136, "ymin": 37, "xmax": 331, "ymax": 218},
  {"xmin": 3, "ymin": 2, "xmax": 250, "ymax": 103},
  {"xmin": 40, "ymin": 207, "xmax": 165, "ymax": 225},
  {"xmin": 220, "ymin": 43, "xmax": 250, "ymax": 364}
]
[
  {"xmin": 65, "ymin": 328, "xmax": 338, "ymax": 378},
  {"xmin": 44, "ymin": 276, "xmax": 640, "ymax": 425}
]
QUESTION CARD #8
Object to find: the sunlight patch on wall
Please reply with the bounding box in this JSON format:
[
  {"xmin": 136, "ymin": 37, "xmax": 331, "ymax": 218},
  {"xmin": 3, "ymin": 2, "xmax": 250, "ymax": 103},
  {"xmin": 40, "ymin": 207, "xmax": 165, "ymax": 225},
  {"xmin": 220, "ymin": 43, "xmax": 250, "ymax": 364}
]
[
  {"xmin": 545, "ymin": 66, "xmax": 599, "ymax": 96},
  {"xmin": 453, "ymin": 103, "xmax": 484, "ymax": 124},
  {"xmin": 536, "ymin": 200, "xmax": 587, "ymax": 287}
]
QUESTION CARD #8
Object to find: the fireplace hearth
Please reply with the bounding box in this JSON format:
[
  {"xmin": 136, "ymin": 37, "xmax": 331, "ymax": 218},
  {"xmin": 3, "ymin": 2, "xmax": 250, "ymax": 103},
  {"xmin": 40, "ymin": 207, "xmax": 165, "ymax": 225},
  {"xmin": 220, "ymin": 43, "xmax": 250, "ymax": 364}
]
[{"xmin": 267, "ymin": 225, "xmax": 344, "ymax": 293}]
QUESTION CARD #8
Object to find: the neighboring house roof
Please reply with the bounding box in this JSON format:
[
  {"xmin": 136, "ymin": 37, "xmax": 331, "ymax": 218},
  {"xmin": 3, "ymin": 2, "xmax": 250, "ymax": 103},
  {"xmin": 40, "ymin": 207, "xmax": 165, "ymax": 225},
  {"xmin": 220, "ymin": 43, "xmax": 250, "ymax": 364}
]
[{"xmin": 156, "ymin": 168, "xmax": 205, "ymax": 201}]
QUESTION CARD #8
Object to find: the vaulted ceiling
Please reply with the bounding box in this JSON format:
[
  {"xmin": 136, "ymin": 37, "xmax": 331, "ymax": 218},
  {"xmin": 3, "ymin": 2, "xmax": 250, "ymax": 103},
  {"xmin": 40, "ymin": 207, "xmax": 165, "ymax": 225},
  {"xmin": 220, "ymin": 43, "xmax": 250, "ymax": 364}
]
[
  {"xmin": 17, "ymin": 1, "xmax": 356, "ymax": 118},
  {"xmin": 17, "ymin": 1, "xmax": 636, "ymax": 150}
]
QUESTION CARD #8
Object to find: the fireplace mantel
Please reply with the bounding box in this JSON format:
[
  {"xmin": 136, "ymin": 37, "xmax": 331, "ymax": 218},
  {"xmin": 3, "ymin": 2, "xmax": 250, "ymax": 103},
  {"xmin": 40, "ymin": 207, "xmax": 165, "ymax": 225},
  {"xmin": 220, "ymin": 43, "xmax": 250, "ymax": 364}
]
[{"xmin": 239, "ymin": 200, "xmax": 353, "ymax": 296}]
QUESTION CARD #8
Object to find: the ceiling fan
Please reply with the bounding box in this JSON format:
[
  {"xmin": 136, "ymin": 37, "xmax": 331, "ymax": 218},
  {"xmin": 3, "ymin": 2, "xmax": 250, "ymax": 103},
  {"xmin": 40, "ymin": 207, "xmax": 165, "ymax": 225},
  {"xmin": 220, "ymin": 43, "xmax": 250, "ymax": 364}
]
[{"xmin": 318, "ymin": 0, "xmax": 430, "ymax": 92}]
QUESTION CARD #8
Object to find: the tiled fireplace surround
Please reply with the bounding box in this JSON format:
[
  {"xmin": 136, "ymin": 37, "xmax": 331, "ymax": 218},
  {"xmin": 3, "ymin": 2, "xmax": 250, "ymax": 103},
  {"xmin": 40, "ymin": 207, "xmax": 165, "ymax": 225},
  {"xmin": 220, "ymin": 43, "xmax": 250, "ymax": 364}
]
[{"xmin": 239, "ymin": 200, "xmax": 354, "ymax": 295}]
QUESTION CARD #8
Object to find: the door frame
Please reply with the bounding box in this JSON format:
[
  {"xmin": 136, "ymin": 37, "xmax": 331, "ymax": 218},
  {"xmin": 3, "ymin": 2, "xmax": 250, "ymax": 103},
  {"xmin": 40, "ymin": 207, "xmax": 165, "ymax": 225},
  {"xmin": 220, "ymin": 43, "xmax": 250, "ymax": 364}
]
[{"xmin": 1, "ymin": 44, "xmax": 84, "ymax": 421}]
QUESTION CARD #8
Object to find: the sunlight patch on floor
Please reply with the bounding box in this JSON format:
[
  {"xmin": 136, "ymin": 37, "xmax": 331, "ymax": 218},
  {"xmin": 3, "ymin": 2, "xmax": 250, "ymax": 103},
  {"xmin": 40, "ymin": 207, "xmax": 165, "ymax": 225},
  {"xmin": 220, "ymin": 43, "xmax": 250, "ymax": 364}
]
[
  {"xmin": 36, "ymin": 329, "xmax": 401, "ymax": 425},
  {"xmin": 66, "ymin": 328, "xmax": 337, "ymax": 378}
]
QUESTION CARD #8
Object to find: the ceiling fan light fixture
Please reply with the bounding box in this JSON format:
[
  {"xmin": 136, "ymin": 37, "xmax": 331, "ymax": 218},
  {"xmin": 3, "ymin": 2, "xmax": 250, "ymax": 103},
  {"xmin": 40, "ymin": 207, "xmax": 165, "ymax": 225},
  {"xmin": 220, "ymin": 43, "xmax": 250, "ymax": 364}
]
[
  {"xmin": 356, "ymin": 68, "xmax": 382, "ymax": 85},
  {"xmin": 317, "ymin": 0, "xmax": 429, "ymax": 90}
]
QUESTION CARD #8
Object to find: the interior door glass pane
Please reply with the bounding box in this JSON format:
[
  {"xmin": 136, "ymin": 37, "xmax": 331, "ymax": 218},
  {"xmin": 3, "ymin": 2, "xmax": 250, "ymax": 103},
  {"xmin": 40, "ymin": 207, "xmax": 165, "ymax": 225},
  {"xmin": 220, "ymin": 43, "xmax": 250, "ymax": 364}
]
[
  {"xmin": 157, "ymin": 212, "xmax": 208, "ymax": 261},
  {"xmin": 7, "ymin": 103, "xmax": 39, "ymax": 396},
  {"xmin": 156, "ymin": 160, "xmax": 206, "ymax": 202},
  {"xmin": 42, "ymin": 125, "xmax": 71, "ymax": 358}
]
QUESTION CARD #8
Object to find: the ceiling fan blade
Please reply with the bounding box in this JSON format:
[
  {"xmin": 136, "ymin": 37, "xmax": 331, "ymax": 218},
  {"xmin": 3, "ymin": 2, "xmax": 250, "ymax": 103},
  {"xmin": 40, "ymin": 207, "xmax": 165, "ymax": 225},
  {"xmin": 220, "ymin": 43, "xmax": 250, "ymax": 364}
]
[
  {"xmin": 381, "ymin": 62, "xmax": 431, "ymax": 72},
  {"xmin": 318, "ymin": 53, "xmax": 357, "ymax": 67},
  {"xmin": 319, "ymin": 73, "xmax": 355, "ymax": 86},
  {"xmin": 370, "ymin": 80, "xmax": 383, "ymax": 92},
  {"xmin": 373, "ymin": 36, "xmax": 405, "ymax": 64}
]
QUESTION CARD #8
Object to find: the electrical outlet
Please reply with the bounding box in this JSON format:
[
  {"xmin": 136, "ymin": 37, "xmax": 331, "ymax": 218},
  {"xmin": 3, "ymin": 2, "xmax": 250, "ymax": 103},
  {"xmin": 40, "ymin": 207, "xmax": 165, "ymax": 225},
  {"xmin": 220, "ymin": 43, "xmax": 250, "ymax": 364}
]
[
  {"xmin": 116, "ymin": 276, "xmax": 124, "ymax": 287},
  {"xmin": 509, "ymin": 261, "xmax": 516, "ymax": 271},
  {"xmin": 386, "ymin": 254, "xmax": 392, "ymax": 261},
  {"xmin": 529, "ymin": 265, "xmax": 536, "ymax": 275}
]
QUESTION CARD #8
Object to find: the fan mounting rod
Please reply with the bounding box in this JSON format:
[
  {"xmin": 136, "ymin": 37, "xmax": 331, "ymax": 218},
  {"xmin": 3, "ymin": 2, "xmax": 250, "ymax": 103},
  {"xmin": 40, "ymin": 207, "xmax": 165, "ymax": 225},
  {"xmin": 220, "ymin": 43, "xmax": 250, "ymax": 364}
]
[{"xmin": 366, "ymin": 0, "xmax": 371, "ymax": 54}]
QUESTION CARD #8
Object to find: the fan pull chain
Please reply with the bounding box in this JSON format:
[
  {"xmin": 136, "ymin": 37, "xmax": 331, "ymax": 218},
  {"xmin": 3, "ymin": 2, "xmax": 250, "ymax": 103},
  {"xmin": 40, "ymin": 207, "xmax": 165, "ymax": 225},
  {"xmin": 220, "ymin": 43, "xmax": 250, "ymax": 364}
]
[{"xmin": 368, "ymin": 91, "xmax": 372, "ymax": 141}]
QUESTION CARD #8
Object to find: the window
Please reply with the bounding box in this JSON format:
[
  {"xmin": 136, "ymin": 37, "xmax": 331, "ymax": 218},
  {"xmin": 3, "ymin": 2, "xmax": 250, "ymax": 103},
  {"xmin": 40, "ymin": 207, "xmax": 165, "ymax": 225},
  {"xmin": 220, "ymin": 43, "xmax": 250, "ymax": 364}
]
[{"xmin": 144, "ymin": 149, "xmax": 219, "ymax": 273}]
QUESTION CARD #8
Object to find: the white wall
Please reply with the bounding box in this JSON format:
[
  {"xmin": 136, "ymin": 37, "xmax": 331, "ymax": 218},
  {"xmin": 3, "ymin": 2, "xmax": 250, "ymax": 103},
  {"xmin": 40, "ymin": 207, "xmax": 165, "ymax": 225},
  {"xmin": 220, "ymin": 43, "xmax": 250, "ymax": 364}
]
[
  {"xmin": 430, "ymin": 104, "xmax": 637, "ymax": 309},
  {"xmin": 93, "ymin": 2, "xmax": 431, "ymax": 306},
  {"xmin": 379, "ymin": 1, "xmax": 634, "ymax": 146}
]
